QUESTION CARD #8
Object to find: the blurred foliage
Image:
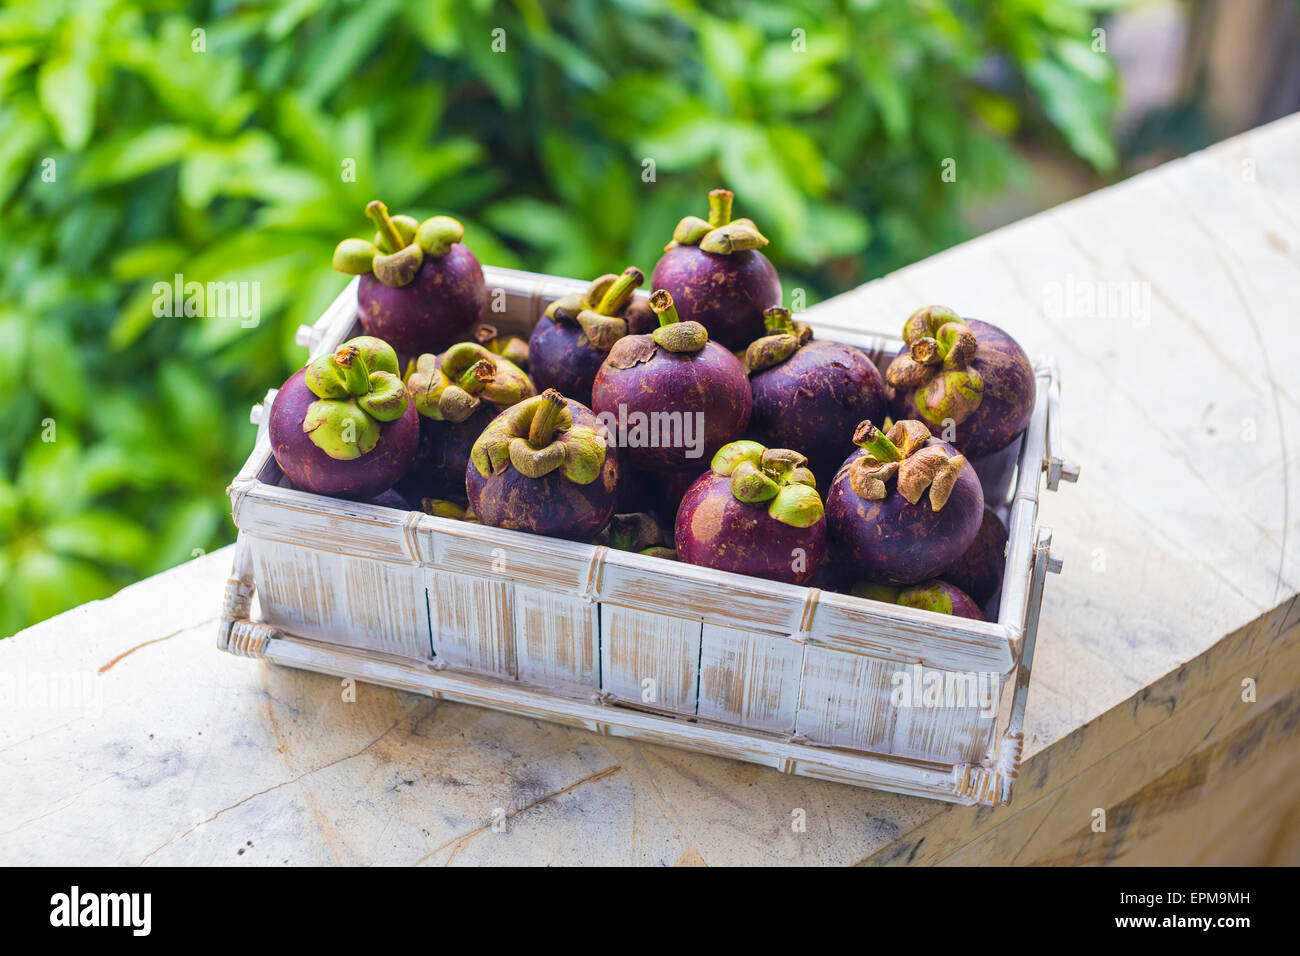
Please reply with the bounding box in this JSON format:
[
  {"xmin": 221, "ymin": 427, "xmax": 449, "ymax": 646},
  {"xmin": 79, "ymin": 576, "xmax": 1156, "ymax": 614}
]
[{"xmin": 0, "ymin": 0, "xmax": 1122, "ymax": 635}]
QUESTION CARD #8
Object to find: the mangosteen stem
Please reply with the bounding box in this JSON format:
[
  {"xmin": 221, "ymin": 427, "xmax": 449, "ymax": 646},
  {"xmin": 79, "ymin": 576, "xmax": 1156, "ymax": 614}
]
[
  {"xmin": 596, "ymin": 267, "xmax": 645, "ymax": 315},
  {"xmin": 763, "ymin": 306, "xmax": 794, "ymax": 335},
  {"xmin": 528, "ymin": 389, "xmax": 566, "ymax": 447},
  {"xmin": 458, "ymin": 359, "xmax": 495, "ymax": 395},
  {"xmin": 708, "ymin": 189, "xmax": 734, "ymax": 228},
  {"xmin": 649, "ymin": 289, "xmax": 680, "ymax": 327},
  {"xmin": 366, "ymin": 200, "xmax": 404, "ymax": 253},
  {"xmin": 853, "ymin": 420, "xmax": 903, "ymax": 462},
  {"xmin": 334, "ymin": 344, "xmax": 370, "ymax": 397}
]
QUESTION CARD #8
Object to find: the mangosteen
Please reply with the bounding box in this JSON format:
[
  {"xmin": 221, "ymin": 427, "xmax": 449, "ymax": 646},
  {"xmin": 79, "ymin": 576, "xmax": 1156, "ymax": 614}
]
[
  {"xmin": 850, "ymin": 579, "xmax": 984, "ymax": 620},
  {"xmin": 651, "ymin": 189, "xmax": 782, "ymax": 350},
  {"xmin": 475, "ymin": 324, "xmax": 530, "ymax": 369},
  {"xmin": 593, "ymin": 512, "xmax": 677, "ymax": 561},
  {"xmin": 649, "ymin": 467, "xmax": 702, "ymax": 530},
  {"xmin": 826, "ymin": 419, "xmax": 984, "ymax": 585},
  {"xmin": 591, "ymin": 290, "xmax": 751, "ymax": 471},
  {"xmin": 529, "ymin": 267, "xmax": 644, "ymax": 407},
  {"xmin": 332, "ymin": 200, "xmax": 486, "ymax": 356},
  {"xmin": 675, "ymin": 441, "xmax": 827, "ymax": 585},
  {"xmin": 369, "ymin": 489, "xmax": 414, "ymax": 511},
  {"xmin": 466, "ymin": 389, "xmax": 619, "ymax": 541},
  {"xmin": 420, "ymin": 498, "xmax": 480, "ymax": 523},
  {"xmin": 400, "ymin": 341, "xmax": 535, "ymax": 500},
  {"xmin": 885, "ymin": 305, "xmax": 1035, "ymax": 459},
  {"xmin": 270, "ymin": 336, "xmax": 418, "ymax": 500},
  {"xmin": 746, "ymin": 306, "xmax": 889, "ymax": 486},
  {"xmin": 943, "ymin": 506, "xmax": 1009, "ymax": 607}
]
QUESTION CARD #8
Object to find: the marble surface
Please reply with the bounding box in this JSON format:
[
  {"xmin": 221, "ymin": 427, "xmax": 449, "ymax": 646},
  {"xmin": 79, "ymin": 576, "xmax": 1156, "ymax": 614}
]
[{"xmin": 3, "ymin": 115, "xmax": 1299, "ymax": 865}]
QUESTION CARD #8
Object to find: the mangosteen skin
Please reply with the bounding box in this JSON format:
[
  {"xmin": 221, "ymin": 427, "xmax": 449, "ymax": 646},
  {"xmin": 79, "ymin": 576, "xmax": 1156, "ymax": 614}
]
[
  {"xmin": 891, "ymin": 319, "xmax": 1035, "ymax": 460},
  {"xmin": 897, "ymin": 579, "xmax": 985, "ymax": 621},
  {"xmin": 942, "ymin": 506, "xmax": 1008, "ymax": 607},
  {"xmin": 528, "ymin": 314, "xmax": 606, "ymax": 408},
  {"xmin": 749, "ymin": 341, "xmax": 888, "ymax": 487},
  {"xmin": 675, "ymin": 472, "xmax": 826, "ymax": 585},
  {"xmin": 653, "ymin": 467, "xmax": 705, "ymax": 534},
  {"xmin": 464, "ymin": 399, "xmax": 619, "ymax": 542},
  {"xmin": 591, "ymin": 339, "xmax": 752, "ymax": 471},
  {"xmin": 651, "ymin": 245, "xmax": 781, "ymax": 351},
  {"xmin": 270, "ymin": 368, "xmax": 419, "ymax": 501},
  {"xmin": 398, "ymin": 403, "xmax": 497, "ymax": 503},
  {"xmin": 358, "ymin": 243, "xmax": 486, "ymax": 356},
  {"xmin": 826, "ymin": 439, "xmax": 984, "ymax": 586}
]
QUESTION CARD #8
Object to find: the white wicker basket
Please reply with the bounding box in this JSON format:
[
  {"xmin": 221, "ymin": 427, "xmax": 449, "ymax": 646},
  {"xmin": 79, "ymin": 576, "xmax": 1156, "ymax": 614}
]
[{"xmin": 219, "ymin": 266, "xmax": 1076, "ymax": 806}]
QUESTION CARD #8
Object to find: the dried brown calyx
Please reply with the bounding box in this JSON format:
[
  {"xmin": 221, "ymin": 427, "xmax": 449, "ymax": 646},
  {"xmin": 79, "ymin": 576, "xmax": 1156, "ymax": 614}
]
[
  {"xmin": 848, "ymin": 419, "xmax": 966, "ymax": 512},
  {"xmin": 885, "ymin": 305, "xmax": 985, "ymax": 428}
]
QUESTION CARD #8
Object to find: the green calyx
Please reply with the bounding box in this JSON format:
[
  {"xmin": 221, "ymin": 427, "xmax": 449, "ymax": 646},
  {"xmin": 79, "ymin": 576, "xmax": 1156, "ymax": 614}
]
[
  {"xmin": 331, "ymin": 200, "xmax": 467, "ymax": 288},
  {"xmin": 470, "ymin": 389, "xmax": 607, "ymax": 484},
  {"xmin": 848, "ymin": 419, "xmax": 966, "ymax": 512},
  {"xmin": 744, "ymin": 306, "xmax": 813, "ymax": 374},
  {"xmin": 405, "ymin": 341, "xmax": 535, "ymax": 424},
  {"xmin": 850, "ymin": 580, "xmax": 956, "ymax": 615},
  {"xmin": 709, "ymin": 441, "xmax": 823, "ymax": 528},
  {"xmin": 301, "ymin": 336, "xmax": 408, "ymax": 460},
  {"xmin": 475, "ymin": 324, "xmax": 530, "ymax": 367},
  {"xmin": 664, "ymin": 188, "xmax": 769, "ymax": 255},
  {"xmin": 543, "ymin": 267, "xmax": 643, "ymax": 352},
  {"xmin": 593, "ymin": 512, "xmax": 676, "ymax": 559},
  {"xmin": 648, "ymin": 289, "xmax": 708, "ymax": 353},
  {"xmin": 885, "ymin": 305, "xmax": 985, "ymax": 428}
]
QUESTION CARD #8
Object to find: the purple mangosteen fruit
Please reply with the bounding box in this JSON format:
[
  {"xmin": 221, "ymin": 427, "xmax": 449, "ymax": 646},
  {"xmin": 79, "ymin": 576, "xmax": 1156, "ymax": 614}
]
[
  {"xmin": 886, "ymin": 305, "xmax": 1035, "ymax": 460},
  {"xmin": 466, "ymin": 389, "xmax": 619, "ymax": 541},
  {"xmin": 332, "ymin": 200, "xmax": 486, "ymax": 356},
  {"xmin": 399, "ymin": 341, "xmax": 535, "ymax": 500},
  {"xmin": 827, "ymin": 419, "xmax": 984, "ymax": 585},
  {"xmin": 591, "ymin": 290, "xmax": 751, "ymax": 471},
  {"xmin": 746, "ymin": 306, "xmax": 889, "ymax": 487},
  {"xmin": 651, "ymin": 189, "xmax": 782, "ymax": 350},
  {"xmin": 650, "ymin": 467, "xmax": 703, "ymax": 532},
  {"xmin": 675, "ymin": 441, "xmax": 827, "ymax": 586},
  {"xmin": 593, "ymin": 512, "xmax": 678, "ymax": 561},
  {"xmin": 529, "ymin": 267, "xmax": 644, "ymax": 407},
  {"xmin": 270, "ymin": 336, "xmax": 418, "ymax": 500},
  {"xmin": 850, "ymin": 579, "xmax": 984, "ymax": 620},
  {"xmin": 943, "ymin": 506, "xmax": 1009, "ymax": 607}
]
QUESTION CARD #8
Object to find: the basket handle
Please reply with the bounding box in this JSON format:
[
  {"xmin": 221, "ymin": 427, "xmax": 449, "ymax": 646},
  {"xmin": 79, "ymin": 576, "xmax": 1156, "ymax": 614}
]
[{"xmin": 1043, "ymin": 358, "xmax": 1080, "ymax": 492}]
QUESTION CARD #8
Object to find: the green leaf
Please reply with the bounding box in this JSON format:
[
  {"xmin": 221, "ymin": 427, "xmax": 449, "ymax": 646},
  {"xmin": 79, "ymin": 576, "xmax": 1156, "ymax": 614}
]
[{"xmin": 37, "ymin": 53, "xmax": 95, "ymax": 150}]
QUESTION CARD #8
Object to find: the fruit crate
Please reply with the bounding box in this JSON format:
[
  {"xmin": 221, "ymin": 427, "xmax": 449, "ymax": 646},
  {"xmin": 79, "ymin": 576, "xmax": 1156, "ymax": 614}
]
[{"xmin": 219, "ymin": 265, "xmax": 1077, "ymax": 807}]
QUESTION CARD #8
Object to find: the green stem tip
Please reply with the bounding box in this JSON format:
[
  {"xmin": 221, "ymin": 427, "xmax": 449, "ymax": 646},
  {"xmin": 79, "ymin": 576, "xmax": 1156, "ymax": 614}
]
[
  {"xmin": 763, "ymin": 306, "xmax": 794, "ymax": 335},
  {"xmin": 334, "ymin": 344, "xmax": 369, "ymax": 396},
  {"xmin": 528, "ymin": 389, "xmax": 567, "ymax": 447},
  {"xmin": 596, "ymin": 267, "xmax": 644, "ymax": 316},
  {"xmin": 365, "ymin": 200, "xmax": 403, "ymax": 252},
  {"xmin": 853, "ymin": 420, "xmax": 902, "ymax": 462},
  {"xmin": 649, "ymin": 289, "xmax": 680, "ymax": 327},
  {"xmin": 458, "ymin": 359, "xmax": 495, "ymax": 395},
  {"xmin": 707, "ymin": 188, "xmax": 734, "ymax": 228}
]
